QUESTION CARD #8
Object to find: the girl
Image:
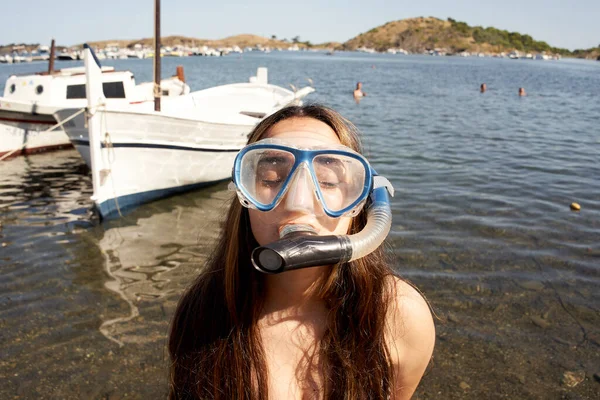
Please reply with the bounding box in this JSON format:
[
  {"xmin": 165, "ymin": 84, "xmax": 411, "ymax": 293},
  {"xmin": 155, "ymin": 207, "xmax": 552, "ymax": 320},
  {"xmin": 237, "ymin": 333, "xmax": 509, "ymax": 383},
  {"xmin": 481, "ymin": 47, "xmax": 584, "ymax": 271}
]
[{"xmin": 169, "ymin": 104, "xmax": 434, "ymax": 399}]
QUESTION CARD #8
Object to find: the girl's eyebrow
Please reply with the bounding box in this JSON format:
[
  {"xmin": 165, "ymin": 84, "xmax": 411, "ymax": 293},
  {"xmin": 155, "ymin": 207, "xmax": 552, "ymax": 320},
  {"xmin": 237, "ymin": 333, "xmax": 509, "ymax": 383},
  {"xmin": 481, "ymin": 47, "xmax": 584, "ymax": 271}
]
[
  {"xmin": 314, "ymin": 156, "xmax": 343, "ymax": 165},
  {"xmin": 258, "ymin": 153, "xmax": 293, "ymax": 165}
]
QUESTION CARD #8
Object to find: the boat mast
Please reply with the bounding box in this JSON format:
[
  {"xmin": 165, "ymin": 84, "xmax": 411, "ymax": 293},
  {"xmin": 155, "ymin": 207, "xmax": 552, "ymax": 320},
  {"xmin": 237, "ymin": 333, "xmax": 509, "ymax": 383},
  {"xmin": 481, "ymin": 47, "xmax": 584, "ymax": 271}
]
[
  {"xmin": 154, "ymin": 0, "xmax": 161, "ymax": 111},
  {"xmin": 48, "ymin": 39, "xmax": 55, "ymax": 74}
]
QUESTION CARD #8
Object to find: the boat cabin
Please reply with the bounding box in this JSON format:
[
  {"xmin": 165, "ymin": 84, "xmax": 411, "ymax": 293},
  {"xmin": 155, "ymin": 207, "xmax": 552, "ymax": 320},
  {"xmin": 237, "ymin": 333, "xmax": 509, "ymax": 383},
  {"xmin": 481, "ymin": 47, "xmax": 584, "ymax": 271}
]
[{"xmin": 2, "ymin": 66, "xmax": 187, "ymax": 114}]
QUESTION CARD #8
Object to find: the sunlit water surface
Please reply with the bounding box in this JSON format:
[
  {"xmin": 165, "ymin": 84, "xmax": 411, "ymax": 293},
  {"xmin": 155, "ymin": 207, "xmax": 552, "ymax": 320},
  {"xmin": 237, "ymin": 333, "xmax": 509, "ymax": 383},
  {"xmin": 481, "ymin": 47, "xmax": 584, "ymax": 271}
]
[{"xmin": 1, "ymin": 52, "xmax": 599, "ymax": 399}]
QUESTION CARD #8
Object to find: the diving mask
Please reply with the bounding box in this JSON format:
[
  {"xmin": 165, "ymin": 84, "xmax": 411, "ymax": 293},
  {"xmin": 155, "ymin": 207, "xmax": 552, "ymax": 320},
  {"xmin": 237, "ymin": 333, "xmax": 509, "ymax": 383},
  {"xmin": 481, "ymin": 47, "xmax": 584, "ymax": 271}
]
[
  {"xmin": 230, "ymin": 137, "xmax": 395, "ymax": 274},
  {"xmin": 231, "ymin": 138, "xmax": 373, "ymax": 218}
]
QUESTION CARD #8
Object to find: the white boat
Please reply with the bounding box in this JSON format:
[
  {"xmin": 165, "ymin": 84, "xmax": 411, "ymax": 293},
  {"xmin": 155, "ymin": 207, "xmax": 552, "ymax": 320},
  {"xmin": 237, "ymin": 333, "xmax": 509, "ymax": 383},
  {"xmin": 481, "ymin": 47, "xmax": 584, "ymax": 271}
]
[
  {"xmin": 55, "ymin": 47, "xmax": 314, "ymax": 218},
  {"xmin": 0, "ymin": 62, "xmax": 189, "ymax": 160},
  {"xmin": 57, "ymin": 51, "xmax": 79, "ymax": 61},
  {"xmin": 508, "ymin": 51, "xmax": 520, "ymax": 59}
]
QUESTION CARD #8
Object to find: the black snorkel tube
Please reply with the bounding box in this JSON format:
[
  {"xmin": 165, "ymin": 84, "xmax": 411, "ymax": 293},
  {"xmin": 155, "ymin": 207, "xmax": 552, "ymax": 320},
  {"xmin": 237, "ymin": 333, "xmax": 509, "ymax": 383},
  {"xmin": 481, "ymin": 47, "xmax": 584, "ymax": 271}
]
[{"xmin": 251, "ymin": 176, "xmax": 394, "ymax": 274}]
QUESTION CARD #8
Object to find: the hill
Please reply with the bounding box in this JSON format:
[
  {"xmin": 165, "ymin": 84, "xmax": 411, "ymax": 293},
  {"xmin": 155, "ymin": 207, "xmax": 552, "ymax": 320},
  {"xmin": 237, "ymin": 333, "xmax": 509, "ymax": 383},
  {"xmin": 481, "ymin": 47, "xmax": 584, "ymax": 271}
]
[
  {"xmin": 314, "ymin": 41, "xmax": 343, "ymax": 49},
  {"xmin": 2, "ymin": 22, "xmax": 598, "ymax": 59},
  {"xmin": 82, "ymin": 34, "xmax": 338, "ymax": 50},
  {"xmin": 0, "ymin": 43, "xmax": 68, "ymax": 54},
  {"xmin": 82, "ymin": 34, "xmax": 296, "ymax": 49},
  {"xmin": 341, "ymin": 17, "xmax": 593, "ymax": 56},
  {"xmin": 572, "ymin": 47, "xmax": 600, "ymax": 60}
]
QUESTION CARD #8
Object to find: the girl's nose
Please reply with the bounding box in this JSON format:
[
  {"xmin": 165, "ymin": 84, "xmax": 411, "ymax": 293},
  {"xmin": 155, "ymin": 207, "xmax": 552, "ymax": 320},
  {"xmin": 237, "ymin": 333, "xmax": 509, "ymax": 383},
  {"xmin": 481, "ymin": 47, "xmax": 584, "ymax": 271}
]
[{"xmin": 283, "ymin": 165, "xmax": 318, "ymax": 214}]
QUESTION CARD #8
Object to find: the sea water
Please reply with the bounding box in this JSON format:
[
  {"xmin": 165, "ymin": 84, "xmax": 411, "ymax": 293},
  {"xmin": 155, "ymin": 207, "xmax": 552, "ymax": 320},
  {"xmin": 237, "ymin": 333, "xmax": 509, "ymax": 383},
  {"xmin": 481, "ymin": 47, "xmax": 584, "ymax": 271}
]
[{"xmin": 1, "ymin": 52, "xmax": 599, "ymax": 398}]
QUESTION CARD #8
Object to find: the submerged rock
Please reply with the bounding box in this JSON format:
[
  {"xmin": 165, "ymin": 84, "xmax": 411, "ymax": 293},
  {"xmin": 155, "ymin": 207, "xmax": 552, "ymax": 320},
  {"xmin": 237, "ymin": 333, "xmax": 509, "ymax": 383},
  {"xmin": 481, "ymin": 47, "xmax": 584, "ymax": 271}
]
[
  {"xmin": 447, "ymin": 312, "xmax": 460, "ymax": 323},
  {"xmin": 531, "ymin": 316, "xmax": 550, "ymax": 329},
  {"xmin": 552, "ymin": 336, "xmax": 575, "ymax": 346},
  {"xmin": 516, "ymin": 280, "xmax": 545, "ymax": 291},
  {"xmin": 459, "ymin": 381, "xmax": 471, "ymax": 390},
  {"xmin": 562, "ymin": 370, "xmax": 585, "ymax": 388}
]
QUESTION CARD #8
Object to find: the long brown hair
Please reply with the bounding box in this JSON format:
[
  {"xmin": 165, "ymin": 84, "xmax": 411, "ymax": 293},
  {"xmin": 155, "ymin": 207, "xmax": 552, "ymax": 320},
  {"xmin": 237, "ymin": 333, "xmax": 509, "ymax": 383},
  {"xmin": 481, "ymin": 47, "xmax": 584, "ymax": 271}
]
[{"xmin": 169, "ymin": 104, "xmax": 395, "ymax": 399}]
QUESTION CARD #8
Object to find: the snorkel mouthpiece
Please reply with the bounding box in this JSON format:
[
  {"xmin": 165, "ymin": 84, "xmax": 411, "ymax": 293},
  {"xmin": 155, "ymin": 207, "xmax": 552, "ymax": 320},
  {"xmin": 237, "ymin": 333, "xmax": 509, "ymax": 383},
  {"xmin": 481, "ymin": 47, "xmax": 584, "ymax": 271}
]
[
  {"xmin": 251, "ymin": 177, "xmax": 394, "ymax": 275},
  {"xmin": 279, "ymin": 224, "xmax": 318, "ymax": 238},
  {"xmin": 251, "ymin": 225, "xmax": 353, "ymax": 274}
]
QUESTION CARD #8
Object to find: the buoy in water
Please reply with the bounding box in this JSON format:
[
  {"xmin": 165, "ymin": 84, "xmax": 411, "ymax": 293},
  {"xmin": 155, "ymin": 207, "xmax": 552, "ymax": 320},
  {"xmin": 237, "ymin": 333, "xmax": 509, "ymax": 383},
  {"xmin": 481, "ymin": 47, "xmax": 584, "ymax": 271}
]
[{"xmin": 570, "ymin": 202, "xmax": 581, "ymax": 211}]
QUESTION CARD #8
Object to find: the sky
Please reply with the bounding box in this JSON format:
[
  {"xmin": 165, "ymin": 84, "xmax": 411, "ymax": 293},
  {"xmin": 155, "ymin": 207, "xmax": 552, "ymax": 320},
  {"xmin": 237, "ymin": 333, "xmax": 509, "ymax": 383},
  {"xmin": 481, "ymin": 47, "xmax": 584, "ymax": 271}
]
[{"xmin": 1, "ymin": 0, "xmax": 598, "ymax": 50}]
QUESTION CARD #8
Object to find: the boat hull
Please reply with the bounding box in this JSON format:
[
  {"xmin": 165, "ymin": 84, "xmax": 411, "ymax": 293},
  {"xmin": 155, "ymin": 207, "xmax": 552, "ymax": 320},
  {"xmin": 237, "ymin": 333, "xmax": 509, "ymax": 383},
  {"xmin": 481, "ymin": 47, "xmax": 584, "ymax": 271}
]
[
  {"xmin": 0, "ymin": 109, "xmax": 71, "ymax": 158},
  {"xmin": 56, "ymin": 108, "xmax": 249, "ymax": 218},
  {"xmin": 94, "ymin": 179, "xmax": 226, "ymax": 217}
]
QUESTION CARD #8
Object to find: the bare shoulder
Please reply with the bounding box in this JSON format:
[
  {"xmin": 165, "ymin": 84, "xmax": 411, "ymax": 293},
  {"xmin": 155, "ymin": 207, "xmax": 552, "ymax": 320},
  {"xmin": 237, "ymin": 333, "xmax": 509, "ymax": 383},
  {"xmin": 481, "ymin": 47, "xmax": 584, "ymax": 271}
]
[{"xmin": 385, "ymin": 275, "xmax": 435, "ymax": 399}]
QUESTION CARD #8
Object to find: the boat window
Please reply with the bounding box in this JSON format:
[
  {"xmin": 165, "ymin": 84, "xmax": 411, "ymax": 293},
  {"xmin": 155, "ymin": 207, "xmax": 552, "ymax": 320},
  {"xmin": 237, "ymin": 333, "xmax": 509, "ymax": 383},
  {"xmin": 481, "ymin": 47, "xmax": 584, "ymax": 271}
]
[
  {"xmin": 66, "ymin": 84, "xmax": 86, "ymax": 99},
  {"xmin": 36, "ymin": 85, "xmax": 44, "ymax": 95},
  {"xmin": 9, "ymin": 84, "xmax": 16, "ymax": 94},
  {"xmin": 103, "ymin": 81, "xmax": 126, "ymax": 98},
  {"xmin": 66, "ymin": 82, "xmax": 126, "ymax": 99}
]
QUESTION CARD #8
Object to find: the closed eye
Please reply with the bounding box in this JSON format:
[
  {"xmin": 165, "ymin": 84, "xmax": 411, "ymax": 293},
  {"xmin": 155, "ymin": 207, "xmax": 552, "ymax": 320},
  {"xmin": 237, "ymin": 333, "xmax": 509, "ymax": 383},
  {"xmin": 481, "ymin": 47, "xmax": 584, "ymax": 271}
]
[
  {"xmin": 319, "ymin": 180, "xmax": 339, "ymax": 189},
  {"xmin": 261, "ymin": 178, "xmax": 283, "ymax": 188}
]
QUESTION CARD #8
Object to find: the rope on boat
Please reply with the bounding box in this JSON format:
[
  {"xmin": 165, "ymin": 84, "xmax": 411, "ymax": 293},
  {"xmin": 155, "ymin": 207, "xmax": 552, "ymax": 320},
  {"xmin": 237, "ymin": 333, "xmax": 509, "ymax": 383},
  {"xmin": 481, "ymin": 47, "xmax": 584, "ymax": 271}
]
[
  {"xmin": 153, "ymin": 83, "xmax": 162, "ymax": 98},
  {"xmin": 0, "ymin": 107, "xmax": 87, "ymax": 161},
  {"xmin": 102, "ymin": 129, "xmax": 123, "ymax": 218}
]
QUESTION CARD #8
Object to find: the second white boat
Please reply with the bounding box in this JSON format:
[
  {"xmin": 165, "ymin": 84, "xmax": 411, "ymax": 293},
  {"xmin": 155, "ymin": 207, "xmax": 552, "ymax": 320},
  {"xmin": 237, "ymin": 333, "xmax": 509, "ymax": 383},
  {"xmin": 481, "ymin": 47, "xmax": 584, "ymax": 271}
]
[{"xmin": 55, "ymin": 47, "xmax": 314, "ymax": 218}]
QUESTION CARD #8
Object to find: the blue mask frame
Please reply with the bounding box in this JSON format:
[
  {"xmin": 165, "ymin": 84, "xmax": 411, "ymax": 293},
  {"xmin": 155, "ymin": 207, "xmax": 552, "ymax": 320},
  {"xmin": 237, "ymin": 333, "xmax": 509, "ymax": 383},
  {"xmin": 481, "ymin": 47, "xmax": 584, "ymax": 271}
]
[{"xmin": 232, "ymin": 142, "xmax": 376, "ymax": 218}]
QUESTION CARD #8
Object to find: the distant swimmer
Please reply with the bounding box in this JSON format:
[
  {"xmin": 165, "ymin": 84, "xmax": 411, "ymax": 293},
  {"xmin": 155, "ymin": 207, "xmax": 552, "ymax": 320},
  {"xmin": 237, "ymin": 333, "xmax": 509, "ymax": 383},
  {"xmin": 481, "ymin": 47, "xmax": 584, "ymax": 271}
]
[
  {"xmin": 353, "ymin": 82, "xmax": 366, "ymax": 99},
  {"xmin": 480, "ymin": 83, "xmax": 487, "ymax": 93},
  {"xmin": 519, "ymin": 87, "xmax": 526, "ymax": 96}
]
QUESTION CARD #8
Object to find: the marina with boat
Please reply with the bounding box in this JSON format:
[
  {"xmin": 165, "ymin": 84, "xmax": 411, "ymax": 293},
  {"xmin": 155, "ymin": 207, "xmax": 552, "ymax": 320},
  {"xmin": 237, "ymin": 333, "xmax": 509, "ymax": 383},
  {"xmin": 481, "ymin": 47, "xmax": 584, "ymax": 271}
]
[{"xmin": 0, "ymin": 2, "xmax": 314, "ymax": 218}]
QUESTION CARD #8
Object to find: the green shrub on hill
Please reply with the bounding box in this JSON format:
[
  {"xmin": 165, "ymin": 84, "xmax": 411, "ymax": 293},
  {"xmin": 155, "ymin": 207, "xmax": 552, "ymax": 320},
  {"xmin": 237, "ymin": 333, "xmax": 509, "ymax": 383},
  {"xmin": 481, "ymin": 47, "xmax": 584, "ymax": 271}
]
[{"xmin": 449, "ymin": 18, "xmax": 553, "ymax": 53}]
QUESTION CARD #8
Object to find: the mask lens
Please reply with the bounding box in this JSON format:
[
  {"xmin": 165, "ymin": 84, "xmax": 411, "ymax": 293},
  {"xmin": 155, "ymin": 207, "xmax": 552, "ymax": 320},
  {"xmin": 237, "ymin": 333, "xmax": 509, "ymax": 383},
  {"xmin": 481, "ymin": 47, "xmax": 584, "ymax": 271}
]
[
  {"xmin": 312, "ymin": 153, "xmax": 366, "ymax": 212},
  {"xmin": 239, "ymin": 148, "xmax": 296, "ymax": 207}
]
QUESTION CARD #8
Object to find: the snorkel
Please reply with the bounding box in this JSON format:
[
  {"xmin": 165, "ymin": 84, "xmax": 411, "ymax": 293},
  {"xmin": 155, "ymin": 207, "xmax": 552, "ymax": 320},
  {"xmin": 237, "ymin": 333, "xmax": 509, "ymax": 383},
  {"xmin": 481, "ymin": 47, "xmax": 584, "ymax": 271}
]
[
  {"xmin": 251, "ymin": 176, "xmax": 394, "ymax": 274},
  {"xmin": 231, "ymin": 136, "xmax": 395, "ymax": 274}
]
